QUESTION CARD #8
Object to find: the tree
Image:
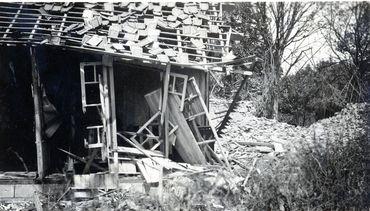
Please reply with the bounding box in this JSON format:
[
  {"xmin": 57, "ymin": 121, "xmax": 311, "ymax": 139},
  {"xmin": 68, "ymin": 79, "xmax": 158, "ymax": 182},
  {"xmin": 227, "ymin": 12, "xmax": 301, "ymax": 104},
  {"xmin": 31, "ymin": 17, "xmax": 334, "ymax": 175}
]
[
  {"xmin": 321, "ymin": 2, "xmax": 370, "ymax": 102},
  {"xmin": 280, "ymin": 61, "xmax": 352, "ymax": 126},
  {"xmin": 225, "ymin": 2, "xmax": 319, "ymax": 119}
]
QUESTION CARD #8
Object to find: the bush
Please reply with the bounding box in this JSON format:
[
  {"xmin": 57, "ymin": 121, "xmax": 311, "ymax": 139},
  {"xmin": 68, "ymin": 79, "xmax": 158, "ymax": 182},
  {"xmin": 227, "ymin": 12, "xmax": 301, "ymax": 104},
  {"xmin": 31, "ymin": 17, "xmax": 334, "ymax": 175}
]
[{"xmin": 279, "ymin": 61, "xmax": 357, "ymax": 126}]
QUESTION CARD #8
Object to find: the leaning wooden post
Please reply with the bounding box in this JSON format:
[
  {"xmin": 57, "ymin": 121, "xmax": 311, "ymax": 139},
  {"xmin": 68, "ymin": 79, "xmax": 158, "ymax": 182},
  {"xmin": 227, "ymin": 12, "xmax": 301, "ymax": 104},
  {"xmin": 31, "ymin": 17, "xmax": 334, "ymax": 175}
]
[
  {"xmin": 161, "ymin": 64, "xmax": 171, "ymax": 158},
  {"xmin": 103, "ymin": 55, "xmax": 119, "ymax": 187},
  {"xmin": 30, "ymin": 46, "xmax": 47, "ymax": 179},
  {"xmin": 109, "ymin": 63, "xmax": 119, "ymax": 188}
]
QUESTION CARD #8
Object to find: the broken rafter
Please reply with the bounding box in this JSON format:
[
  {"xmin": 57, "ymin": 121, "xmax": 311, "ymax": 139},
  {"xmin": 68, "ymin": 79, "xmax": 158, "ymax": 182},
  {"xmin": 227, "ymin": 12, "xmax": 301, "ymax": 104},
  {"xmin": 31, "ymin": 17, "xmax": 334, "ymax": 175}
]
[
  {"xmin": 117, "ymin": 133, "xmax": 161, "ymax": 166},
  {"xmin": 217, "ymin": 61, "xmax": 257, "ymax": 134},
  {"xmin": 0, "ymin": 2, "xmax": 235, "ymax": 68},
  {"xmin": 2, "ymin": 3, "xmax": 23, "ymax": 39}
]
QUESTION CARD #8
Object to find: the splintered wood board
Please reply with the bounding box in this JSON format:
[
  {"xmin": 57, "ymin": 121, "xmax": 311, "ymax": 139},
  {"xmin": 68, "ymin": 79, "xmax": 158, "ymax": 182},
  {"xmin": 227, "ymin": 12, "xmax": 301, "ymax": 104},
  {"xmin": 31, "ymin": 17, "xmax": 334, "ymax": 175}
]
[{"xmin": 136, "ymin": 158, "xmax": 161, "ymax": 184}]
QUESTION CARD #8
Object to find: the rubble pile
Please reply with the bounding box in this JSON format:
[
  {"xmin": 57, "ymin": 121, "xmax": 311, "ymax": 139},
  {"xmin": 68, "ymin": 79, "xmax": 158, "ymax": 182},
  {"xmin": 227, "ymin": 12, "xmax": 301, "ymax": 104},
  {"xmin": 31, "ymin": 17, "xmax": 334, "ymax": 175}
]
[
  {"xmin": 161, "ymin": 169, "xmax": 245, "ymax": 210},
  {"xmin": 57, "ymin": 190, "xmax": 160, "ymax": 211},
  {"xmin": 213, "ymin": 98, "xmax": 367, "ymax": 172},
  {"xmin": 57, "ymin": 168, "xmax": 246, "ymax": 211},
  {"xmin": 0, "ymin": 201, "xmax": 34, "ymax": 211},
  {"xmin": 10, "ymin": 100, "xmax": 364, "ymax": 211}
]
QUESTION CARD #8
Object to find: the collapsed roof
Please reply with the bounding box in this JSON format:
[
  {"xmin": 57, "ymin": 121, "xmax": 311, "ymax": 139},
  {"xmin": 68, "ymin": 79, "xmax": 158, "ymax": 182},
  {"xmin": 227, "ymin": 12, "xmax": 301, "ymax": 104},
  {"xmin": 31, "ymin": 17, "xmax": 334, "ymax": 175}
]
[{"xmin": 0, "ymin": 2, "xmax": 244, "ymax": 70}]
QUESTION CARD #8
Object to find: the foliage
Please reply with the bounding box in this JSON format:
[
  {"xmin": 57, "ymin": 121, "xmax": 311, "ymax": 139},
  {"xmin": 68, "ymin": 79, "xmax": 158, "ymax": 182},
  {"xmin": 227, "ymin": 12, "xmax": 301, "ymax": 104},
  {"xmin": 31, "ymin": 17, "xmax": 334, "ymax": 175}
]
[
  {"xmin": 298, "ymin": 134, "xmax": 365, "ymax": 209},
  {"xmin": 209, "ymin": 72, "xmax": 263, "ymax": 104},
  {"xmin": 224, "ymin": 2, "xmax": 319, "ymax": 119},
  {"xmin": 279, "ymin": 60, "xmax": 359, "ymax": 126},
  {"xmin": 241, "ymin": 130, "xmax": 365, "ymax": 210},
  {"xmin": 322, "ymin": 2, "xmax": 370, "ymax": 101}
]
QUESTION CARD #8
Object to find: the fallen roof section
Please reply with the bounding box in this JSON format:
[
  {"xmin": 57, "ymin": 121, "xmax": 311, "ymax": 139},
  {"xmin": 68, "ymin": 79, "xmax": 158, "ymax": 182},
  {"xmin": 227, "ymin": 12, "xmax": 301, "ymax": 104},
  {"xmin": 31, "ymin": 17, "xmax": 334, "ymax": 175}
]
[{"xmin": 0, "ymin": 2, "xmax": 245, "ymax": 70}]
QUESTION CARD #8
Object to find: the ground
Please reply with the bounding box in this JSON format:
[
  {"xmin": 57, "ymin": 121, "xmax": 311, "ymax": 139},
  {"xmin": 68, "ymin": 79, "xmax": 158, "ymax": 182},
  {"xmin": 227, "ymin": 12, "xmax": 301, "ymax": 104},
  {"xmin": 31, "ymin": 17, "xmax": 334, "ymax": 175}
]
[{"xmin": 0, "ymin": 96, "xmax": 367, "ymax": 210}]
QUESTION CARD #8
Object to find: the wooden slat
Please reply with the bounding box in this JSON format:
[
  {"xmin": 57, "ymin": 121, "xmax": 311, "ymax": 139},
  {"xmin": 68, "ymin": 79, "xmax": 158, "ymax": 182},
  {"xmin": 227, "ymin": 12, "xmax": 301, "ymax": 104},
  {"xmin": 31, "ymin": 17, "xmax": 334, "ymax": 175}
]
[
  {"xmin": 160, "ymin": 64, "xmax": 171, "ymax": 124},
  {"xmin": 0, "ymin": 15, "xmax": 80, "ymax": 24},
  {"xmin": 115, "ymin": 146, "xmax": 163, "ymax": 157},
  {"xmin": 80, "ymin": 63, "xmax": 87, "ymax": 112},
  {"xmin": 29, "ymin": 15, "xmax": 41, "ymax": 40},
  {"xmin": 57, "ymin": 13, "xmax": 67, "ymax": 38},
  {"xmin": 198, "ymin": 139, "xmax": 216, "ymax": 145},
  {"xmin": 136, "ymin": 158, "xmax": 161, "ymax": 184},
  {"xmin": 3, "ymin": 3, "xmax": 23, "ymax": 38},
  {"xmin": 0, "ymin": 24, "xmax": 226, "ymax": 60},
  {"xmin": 0, "ymin": 6, "xmax": 84, "ymax": 20},
  {"xmin": 189, "ymin": 77, "xmax": 231, "ymax": 169},
  {"xmin": 0, "ymin": 2, "xmax": 232, "ymax": 66}
]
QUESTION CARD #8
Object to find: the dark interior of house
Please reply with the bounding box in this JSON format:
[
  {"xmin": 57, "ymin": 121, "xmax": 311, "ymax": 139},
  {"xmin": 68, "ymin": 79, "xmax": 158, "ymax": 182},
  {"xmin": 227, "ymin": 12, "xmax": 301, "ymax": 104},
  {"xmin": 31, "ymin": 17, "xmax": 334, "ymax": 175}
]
[{"xmin": 0, "ymin": 46, "xmax": 97, "ymax": 173}]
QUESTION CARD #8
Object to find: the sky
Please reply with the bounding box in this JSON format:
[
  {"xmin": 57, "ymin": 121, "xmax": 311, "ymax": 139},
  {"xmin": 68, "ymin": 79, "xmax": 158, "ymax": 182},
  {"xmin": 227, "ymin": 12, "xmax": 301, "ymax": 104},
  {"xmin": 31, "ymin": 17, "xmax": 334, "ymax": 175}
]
[{"xmin": 282, "ymin": 28, "xmax": 333, "ymax": 74}]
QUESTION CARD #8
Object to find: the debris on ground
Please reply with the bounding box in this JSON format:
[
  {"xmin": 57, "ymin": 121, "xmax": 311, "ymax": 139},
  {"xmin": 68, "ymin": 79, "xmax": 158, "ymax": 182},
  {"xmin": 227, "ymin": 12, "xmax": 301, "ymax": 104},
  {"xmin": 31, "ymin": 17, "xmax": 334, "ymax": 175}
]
[
  {"xmin": 1, "ymin": 97, "xmax": 366, "ymax": 211},
  {"xmin": 210, "ymin": 96, "xmax": 367, "ymax": 169},
  {"xmin": 0, "ymin": 200, "xmax": 34, "ymax": 211}
]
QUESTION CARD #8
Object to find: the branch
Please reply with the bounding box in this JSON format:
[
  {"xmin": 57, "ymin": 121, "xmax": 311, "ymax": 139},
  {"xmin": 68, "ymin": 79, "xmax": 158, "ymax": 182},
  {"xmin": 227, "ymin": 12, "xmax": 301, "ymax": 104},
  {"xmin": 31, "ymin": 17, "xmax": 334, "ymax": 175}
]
[{"xmin": 284, "ymin": 47, "xmax": 312, "ymax": 76}]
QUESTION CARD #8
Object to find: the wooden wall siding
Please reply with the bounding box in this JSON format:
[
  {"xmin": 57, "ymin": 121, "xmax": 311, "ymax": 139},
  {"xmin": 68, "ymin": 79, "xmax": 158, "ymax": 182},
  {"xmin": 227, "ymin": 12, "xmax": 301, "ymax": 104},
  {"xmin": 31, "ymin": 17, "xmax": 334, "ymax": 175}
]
[{"xmin": 114, "ymin": 63, "xmax": 160, "ymax": 132}]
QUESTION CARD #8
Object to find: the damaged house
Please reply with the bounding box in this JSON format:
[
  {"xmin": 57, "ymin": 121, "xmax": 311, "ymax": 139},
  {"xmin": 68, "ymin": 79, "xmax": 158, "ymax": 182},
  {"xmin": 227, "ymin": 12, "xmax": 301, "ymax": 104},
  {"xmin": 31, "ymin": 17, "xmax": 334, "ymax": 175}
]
[{"xmin": 0, "ymin": 2, "xmax": 254, "ymax": 198}]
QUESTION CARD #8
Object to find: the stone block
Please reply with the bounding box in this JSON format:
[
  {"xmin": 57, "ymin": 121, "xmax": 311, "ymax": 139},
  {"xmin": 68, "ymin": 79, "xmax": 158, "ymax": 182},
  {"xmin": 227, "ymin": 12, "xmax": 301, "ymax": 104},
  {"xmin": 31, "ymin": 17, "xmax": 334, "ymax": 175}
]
[
  {"xmin": 14, "ymin": 184, "xmax": 37, "ymax": 198},
  {"xmin": 0, "ymin": 185, "xmax": 14, "ymax": 198}
]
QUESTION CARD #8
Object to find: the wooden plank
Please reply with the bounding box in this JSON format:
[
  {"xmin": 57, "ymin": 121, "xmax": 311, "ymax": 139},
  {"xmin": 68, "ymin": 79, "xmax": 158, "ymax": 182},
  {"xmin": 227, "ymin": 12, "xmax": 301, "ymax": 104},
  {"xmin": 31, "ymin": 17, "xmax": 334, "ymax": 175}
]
[
  {"xmin": 116, "ymin": 146, "xmax": 163, "ymax": 157},
  {"xmin": 107, "ymin": 58, "xmax": 119, "ymax": 187},
  {"xmin": 235, "ymin": 141, "xmax": 274, "ymax": 148},
  {"xmin": 99, "ymin": 71, "xmax": 108, "ymax": 160},
  {"xmin": 160, "ymin": 64, "xmax": 171, "ymax": 124},
  {"xmin": 217, "ymin": 75, "xmax": 248, "ymax": 134},
  {"xmin": 137, "ymin": 111, "xmax": 160, "ymax": 134},
  {"xmin": 102, "ymin": 55, "xmax": 119, "ymax": 187},
  {"xmin": 188, "ymin": 119, "xmax": 214, "ymax": 163},
  {"xmin": 164, "ymin": 108, "xmax": 169, "ymax": 158},
  {"xmin": 198, "ymin": 140, "xmax": 216, "ymax": 145},
  {"xmin": 30, "ymin": 47, "xmax": 47, "ymax": 179},
  {"xmin": 145, "ymin": 89, "xmax": 206, "ymax": 165},
  {"xmin": 161, "ymin": 64, "xmax": 171, "ymax": 158},
  {"xmin": 79, "ymin": 63, "xmax": 87, "ymax": 112},
  {"xmin": 136, "ymin": 158, "xmax": 161, "ymax": 184}
]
